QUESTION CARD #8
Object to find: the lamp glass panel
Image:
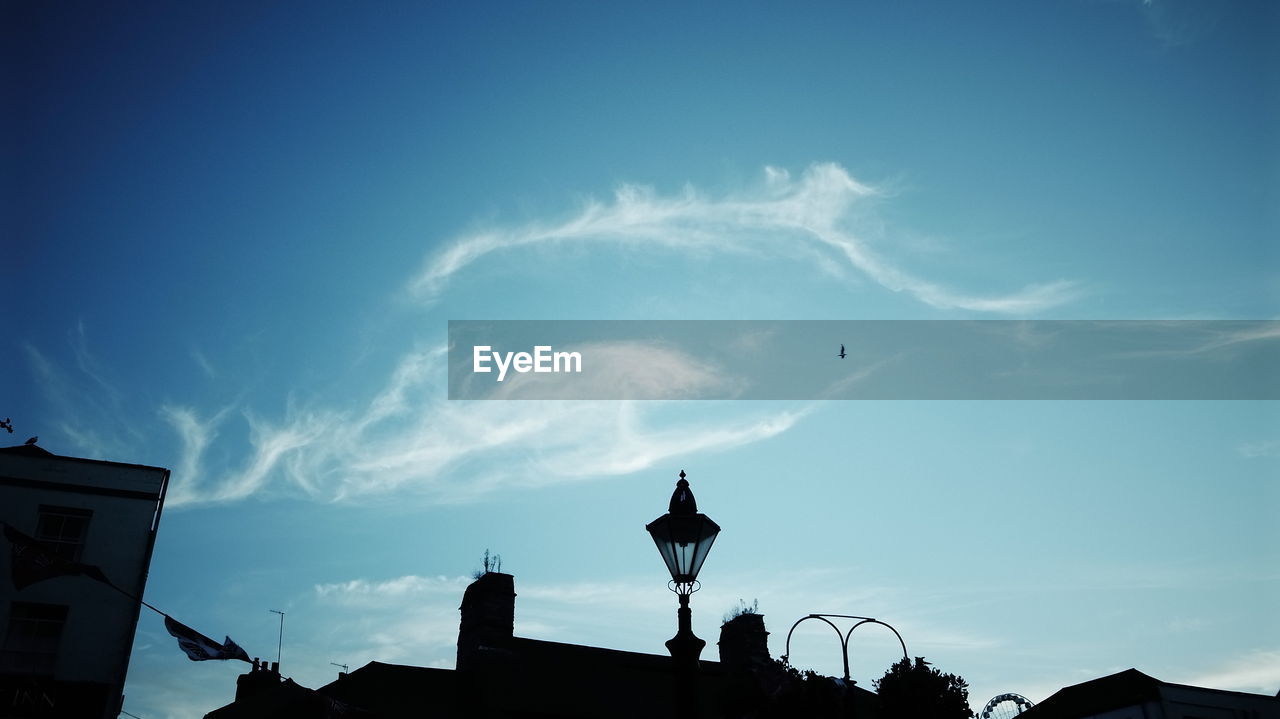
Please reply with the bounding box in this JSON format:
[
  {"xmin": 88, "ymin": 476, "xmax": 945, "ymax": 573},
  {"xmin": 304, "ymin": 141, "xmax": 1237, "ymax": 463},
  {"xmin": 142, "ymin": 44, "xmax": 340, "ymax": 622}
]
[{"xmin": 648, "ymin": 514, "xmax": 720, "ymax": 583}]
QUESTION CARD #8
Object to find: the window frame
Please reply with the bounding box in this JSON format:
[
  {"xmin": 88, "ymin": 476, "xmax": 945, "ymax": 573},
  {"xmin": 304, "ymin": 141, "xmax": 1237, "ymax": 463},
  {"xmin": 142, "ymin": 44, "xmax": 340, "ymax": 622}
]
[
  {"xmin": 34, "ymin": 505, "xmax": 93, "ymax": 562},
  {"xmin": 0, "ymin": 601, "xmax": 70, "ymax": 676}
]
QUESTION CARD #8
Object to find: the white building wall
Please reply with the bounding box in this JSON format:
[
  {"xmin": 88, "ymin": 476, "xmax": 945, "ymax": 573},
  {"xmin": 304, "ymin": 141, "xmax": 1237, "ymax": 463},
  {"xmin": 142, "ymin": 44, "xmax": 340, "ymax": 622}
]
[{"xmin": 0, "ymin": 448, "xmax": 167, "ymax": 713}]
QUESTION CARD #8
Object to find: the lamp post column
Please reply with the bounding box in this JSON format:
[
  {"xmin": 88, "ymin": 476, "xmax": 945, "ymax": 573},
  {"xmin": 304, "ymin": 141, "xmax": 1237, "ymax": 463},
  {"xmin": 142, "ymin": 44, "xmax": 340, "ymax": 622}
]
[{"xmin": 666, "ymin": 591, "xmax": 705, "ymax": 718}]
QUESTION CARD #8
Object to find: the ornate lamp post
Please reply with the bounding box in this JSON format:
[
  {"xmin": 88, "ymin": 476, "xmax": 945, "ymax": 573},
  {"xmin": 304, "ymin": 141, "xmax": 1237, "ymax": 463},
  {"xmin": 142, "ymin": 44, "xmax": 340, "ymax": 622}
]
[{"xmin": 646, "ymin": 470, "xmax": 720, "ymax": 718}]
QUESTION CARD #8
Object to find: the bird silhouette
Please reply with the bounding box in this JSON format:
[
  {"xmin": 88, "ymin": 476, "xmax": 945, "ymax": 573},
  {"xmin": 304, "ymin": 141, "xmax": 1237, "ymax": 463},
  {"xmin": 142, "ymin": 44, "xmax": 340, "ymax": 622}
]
[
  {"xmin": 838, "ymin": 344, "xmax": 846, "ymax": 359},
  {"xmin": 24, "ymin": 436, "xmax": 38, "ymax": 445}
]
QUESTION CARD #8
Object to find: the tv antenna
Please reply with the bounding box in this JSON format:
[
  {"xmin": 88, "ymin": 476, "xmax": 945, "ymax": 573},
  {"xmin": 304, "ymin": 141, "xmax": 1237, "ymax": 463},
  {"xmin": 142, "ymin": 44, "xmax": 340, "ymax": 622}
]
[{"xmin": 268, "ymin": 609, "xmax": 285, "ymax": 666}]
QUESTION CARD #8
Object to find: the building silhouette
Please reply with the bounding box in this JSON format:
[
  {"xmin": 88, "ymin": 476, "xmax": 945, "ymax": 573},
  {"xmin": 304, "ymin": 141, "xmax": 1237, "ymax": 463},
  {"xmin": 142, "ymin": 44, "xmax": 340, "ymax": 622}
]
[
  {"xmin": 1017, "ymin": 668, "xmax": 1279, "ymax": 719},
  {"xmin": 0, "ymin": 443, "xmax": 169, "ymax": 719},
  {"xmin": 206, "ymin": 570, "xmax": 880, "ymax": 718}
]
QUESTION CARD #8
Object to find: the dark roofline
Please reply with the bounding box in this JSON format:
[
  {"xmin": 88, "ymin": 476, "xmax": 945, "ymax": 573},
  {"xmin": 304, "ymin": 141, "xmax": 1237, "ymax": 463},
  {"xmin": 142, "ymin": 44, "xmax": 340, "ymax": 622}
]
[
  {"xmin": 1024, "ymin": 668, "xmax": 1280, "ymax": 719},
  {"xmin": 1158, "ymin": 677, "xmax": 1280, "ymax": 701},
  {"xmin": 323, "ymin": 644, "xmax": 724, "ymax": 694},
  {"xmin": 0, "ymin": 443, "xmax": 169, "ymax": 473},
  {"xmin": 0, "ymin": 444, "xmax": 55, "ymax": 457},
  {"xmin": 1052, "ymin": 668, "xmax": 1278, "ymax": 701},
  {"xmin": 1021, "ymin": 668, "xmax": 1159, "ymax": 719},
  {"xmin": 509, "ymin": 635, "xmax": 724, "ymax": 674},
  {"xmin": 318, "ymin": 660, "xmax": 453, "ymax": 690},
  {"xmin": 1058, "ymin": 667, "xmax": 1158, "ymax": 691}
]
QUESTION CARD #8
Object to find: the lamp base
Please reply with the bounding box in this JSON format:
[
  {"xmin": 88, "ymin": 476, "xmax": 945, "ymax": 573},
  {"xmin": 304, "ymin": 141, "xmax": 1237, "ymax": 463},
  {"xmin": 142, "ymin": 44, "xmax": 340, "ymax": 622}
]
[
  {"xmin": 666, "ymin": 593, "xmax": 704, "ymax": 719},
  {"xmin": 666, "ymin": 592, "xmax": 705, "ymax": 667}
]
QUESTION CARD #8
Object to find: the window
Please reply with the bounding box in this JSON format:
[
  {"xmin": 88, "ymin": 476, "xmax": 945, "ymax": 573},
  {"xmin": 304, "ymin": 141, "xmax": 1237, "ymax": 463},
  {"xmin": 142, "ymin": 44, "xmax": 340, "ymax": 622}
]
[
  {"xmin": 35, "ymin": 506, "xmax": 92, "ymax": 562},
  {"xmin": 1, "ymin": 602, "xmax": 69, "ymax": 675}
]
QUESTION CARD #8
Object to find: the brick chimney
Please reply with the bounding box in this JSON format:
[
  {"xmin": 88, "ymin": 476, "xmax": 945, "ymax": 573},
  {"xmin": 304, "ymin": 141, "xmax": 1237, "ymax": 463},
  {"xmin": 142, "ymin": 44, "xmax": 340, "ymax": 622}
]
[
  {"xmin": 235, "ymin": 658, "xmax": 281, "ymax": 702},
  {"xmin": 457, "ymin": 572, "xmax": 515, "ymax": 671},
  {"xmin": 718, "ymin": 612, "xmax": 771, "ymax": 674}
]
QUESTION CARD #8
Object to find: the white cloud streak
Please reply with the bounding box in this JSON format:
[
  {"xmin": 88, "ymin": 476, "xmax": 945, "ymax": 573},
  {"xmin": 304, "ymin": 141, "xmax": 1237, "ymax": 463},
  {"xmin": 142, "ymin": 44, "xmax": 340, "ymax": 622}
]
[
  {"xmin": 1178, "ymin": 649, "xmax": 1280, "ymax": 694},
  {"xmin": 158, "ymin": 406, "xmax": 224, "ymax": 505},
  {"xmin": 52, "ymin": 163, "xmax": 1080, "ymax": 506},
  {"xmin": 315, "ymin": 575, "xmax": 473, "ymax": 607},
  {"xmin": 190, "ymin": 347, "xmax": 218, "ymax": 379},
  {"xmin": 411, "ymin": 163, "xmax": 1078, "ymax": 314},
  {"xmin": 23, "ymin": 337, "xmax": 140, "ymax": 460},
  {"xmin": 1236, "ymin": 439, "xmax": 1280, "ymax": 460},
  {"xmin": 162, "ymin": 345, "xmax": 803, "ymax": 506},
  {"xmin": 1139, "ymin": 0, "xmax": 1220, "ymax": 49}
]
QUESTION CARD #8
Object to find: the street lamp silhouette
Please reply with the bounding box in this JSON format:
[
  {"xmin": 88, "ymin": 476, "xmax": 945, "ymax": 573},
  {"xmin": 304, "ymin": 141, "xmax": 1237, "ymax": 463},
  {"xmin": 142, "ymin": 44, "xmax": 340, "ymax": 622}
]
[{"xmin": 646, "ymin": 470, "xmax": 720, "ymax": 717}]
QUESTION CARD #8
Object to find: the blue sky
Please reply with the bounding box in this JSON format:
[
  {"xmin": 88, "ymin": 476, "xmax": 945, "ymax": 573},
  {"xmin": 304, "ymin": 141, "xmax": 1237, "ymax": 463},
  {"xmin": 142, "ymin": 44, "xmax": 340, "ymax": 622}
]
[{"xmin": 4, "ymin": 1, "xmax": 1278, "ymax": 717}]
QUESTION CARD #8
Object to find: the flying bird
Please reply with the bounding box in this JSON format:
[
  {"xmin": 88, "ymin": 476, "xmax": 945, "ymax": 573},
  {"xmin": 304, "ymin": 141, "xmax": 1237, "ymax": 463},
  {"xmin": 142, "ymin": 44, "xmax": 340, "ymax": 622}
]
[{"xmin": 838, "ymin": 344, "xmax": 846, "ymax": 359}]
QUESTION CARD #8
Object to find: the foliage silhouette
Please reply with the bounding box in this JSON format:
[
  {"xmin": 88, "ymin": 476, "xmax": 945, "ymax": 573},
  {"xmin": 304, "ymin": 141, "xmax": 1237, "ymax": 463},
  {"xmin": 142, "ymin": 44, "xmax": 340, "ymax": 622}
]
[
  {"xmin": 874, "ymin": 656, "xmax": 974, "ymax": 719},
  {"xmin": 720, "ymin": 656, "xmax": 869, "ymax": 719},
  {"xmin": 471, "ymin": 548, "xmax": 502, "ymax": 579},
  {"xmin": 723, "ymin": 598, "xmax": 760, "ymax": 623}
]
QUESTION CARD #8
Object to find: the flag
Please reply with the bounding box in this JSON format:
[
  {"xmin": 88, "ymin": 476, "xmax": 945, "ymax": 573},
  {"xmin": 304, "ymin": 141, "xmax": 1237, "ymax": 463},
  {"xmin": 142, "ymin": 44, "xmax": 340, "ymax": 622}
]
[
  {"xmin": 3, "ymin": 522, "xmax": 112, "ymax": 590},
  {"xmin": 165, "ymin": 615, "xmax": 251, "ymax": 662}
]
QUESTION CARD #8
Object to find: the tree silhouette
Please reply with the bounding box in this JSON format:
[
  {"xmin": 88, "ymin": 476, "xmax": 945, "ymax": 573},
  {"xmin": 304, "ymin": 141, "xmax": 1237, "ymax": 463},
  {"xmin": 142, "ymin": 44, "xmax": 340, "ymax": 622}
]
[
  {"xmin": 874, "ymin": 656, "xmax": 974, "ymax": 719},
  {"xmin": 740, "ymin": 659, "xmax": 850, "ymax": 719}
]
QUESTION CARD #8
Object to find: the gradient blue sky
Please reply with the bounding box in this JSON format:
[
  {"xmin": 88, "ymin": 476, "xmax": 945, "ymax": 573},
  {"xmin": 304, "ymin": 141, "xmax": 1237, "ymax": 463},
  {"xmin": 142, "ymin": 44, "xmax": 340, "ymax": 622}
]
[{"xmin": 4, "ymin": 2, "xmax": 1278, "ymax": 717}]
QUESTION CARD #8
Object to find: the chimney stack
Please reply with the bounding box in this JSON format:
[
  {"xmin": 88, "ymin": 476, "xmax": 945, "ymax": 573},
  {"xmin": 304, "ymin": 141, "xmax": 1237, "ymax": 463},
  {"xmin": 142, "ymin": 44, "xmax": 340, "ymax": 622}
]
[
  {"xmin": 457, "ymin": 572, "xmax": 516, "ymax": 671},
  {"xmin": 718, "ymin": 612, "xmax": 771, "ymax": 674},
  {"xmin": 235, "ymin": 657, "xmax": 282, "ymax": 702}
]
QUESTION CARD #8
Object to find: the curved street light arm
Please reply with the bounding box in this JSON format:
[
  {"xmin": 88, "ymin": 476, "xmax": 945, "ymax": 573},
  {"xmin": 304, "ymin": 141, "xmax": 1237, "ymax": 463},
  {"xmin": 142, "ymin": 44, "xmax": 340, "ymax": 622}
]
[
  {"xmin": 843, "ymin": 618, "xmax": 909, "ymax": 665},
  {"xmin": 783, "ymin": 614, "xmax": 852, "ymax": 681},
  {"xmin": 784, "ymin": 613, "xmax": 910, "ymax": 683}
]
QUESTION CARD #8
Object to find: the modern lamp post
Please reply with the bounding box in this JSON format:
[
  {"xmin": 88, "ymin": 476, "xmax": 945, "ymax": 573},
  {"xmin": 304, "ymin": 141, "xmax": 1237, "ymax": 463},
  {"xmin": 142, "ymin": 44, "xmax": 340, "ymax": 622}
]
[{"xmin": 646, "ymin": 470, "xmax": 720, "ymax": 718}]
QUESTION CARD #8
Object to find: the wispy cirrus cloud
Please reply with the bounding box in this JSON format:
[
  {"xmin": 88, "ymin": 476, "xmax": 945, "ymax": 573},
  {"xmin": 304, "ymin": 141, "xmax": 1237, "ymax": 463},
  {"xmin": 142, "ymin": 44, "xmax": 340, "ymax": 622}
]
[
  {"xmin": 159, "ymin": 405, "xmax": 231, "ymax": 505},
  {"xmin": 41, "ymin": 164, "xmax": 1077, "ymax": 506},
  {"xmin": 159, "ymin": 344, "xmax": 803, "ymax": 506},
  {"xmin": 190, "ymin": 347, "xmax": 218, "ymax": 380},
  {"xmin": 315, "ymin": 575, "xmax": 472, "ymax": 607},
  {"xmin": 411, "ymin": 163, "xmax": 1079, "ymax": 314},
  {"xmin": 1236, "ymin": 439, "xmax": 1280, "ymax": 459},
  {"xmin": 1179, "ymin": 649, "xmax": 1280, "ymax": 694},
  {"xmin": 23, "ymin": 328, "xmax": 144, "ymax": 460},
  {"xmin": 1138, "ymin": 0, "xmax": 1220, "ymax": 49}
]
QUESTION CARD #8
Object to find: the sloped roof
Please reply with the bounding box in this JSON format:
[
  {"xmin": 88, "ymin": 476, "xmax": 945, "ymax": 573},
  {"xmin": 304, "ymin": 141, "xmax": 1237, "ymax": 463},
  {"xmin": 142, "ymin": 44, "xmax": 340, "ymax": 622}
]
[
  {"xmin": 204, "ymin": 677, "xmax": 373, "ymax": 719},
  {"xmin": 0, "ymin": 442, "xmax": 169, "ymax": 472},
  {"xmin": 1018, "ymin": 668, "xmax": 1161, "ymax": 719},
  {"xmin": 206, "ymin": 641, "xmax": 727, "ymax": 719},
  {"xmin": 318, "ymin": 662, "xmax": 460, "ymax": 718},
  {"xmin": 463, "ymin": 636, "xmax": 726, "ymax": 718},
  {"xmin": 511, "ymin": 635, "xmax": 723, "ymax": 674},
  {"xmin": 0, "ymin": 443, "xmax": 56, "ymax": 457}
]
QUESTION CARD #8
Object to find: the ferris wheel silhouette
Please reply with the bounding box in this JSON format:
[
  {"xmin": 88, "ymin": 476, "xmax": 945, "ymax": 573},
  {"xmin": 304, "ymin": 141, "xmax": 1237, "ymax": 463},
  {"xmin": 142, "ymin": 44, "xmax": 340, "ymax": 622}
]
[{"xmin": 980, "ymin": 692, "xmax": 1035, "ymax": 718}]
